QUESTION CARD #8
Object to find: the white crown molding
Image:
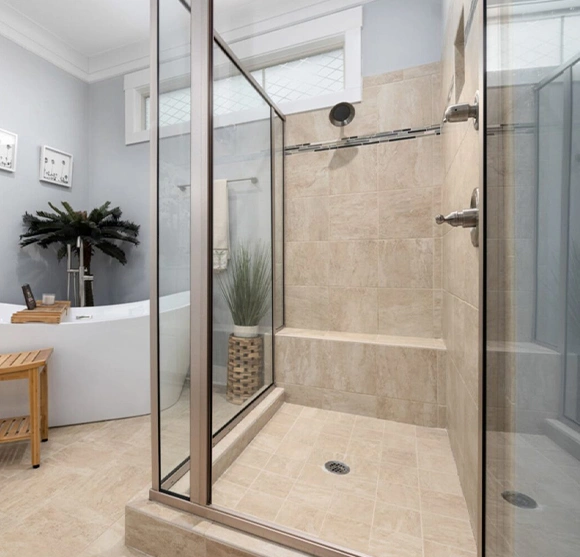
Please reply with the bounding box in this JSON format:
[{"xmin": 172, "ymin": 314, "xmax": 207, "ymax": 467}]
[
  {"xmin": 221, "ymin": 0, "xmax": 373, "ymax": 43},
  {"xmin": 0, "ymin": 1, "xmax": 88, "ymax": 80},
  {"xmin": 0, "ymin": 0, "xmax": 372, "ymax": 83}
]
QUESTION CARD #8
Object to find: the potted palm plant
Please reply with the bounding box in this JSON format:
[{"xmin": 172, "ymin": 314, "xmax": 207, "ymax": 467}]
[
  {"xmin": 218, "ymin": 243, "xmax": 272, "ymax": 337},
  {"xmin": 20, "ymin": 201, "xmax": 140, "ymax": 306}
]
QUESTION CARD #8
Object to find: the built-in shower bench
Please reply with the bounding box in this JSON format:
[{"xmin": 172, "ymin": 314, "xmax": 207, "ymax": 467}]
[{"xmin": 275, "ymin": 328, "xmax": 447, "ymax": 428}]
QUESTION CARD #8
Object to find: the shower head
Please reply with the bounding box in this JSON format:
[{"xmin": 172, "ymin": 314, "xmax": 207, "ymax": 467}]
[{"xmin": 329, "ymin": 102, "xmax": 355, "ymax": 127}]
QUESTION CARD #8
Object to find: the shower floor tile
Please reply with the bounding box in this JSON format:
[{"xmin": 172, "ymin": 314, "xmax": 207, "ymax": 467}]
[{"xmin": 213, "ymin": 403, "xmax": 477, "ymax": 557}]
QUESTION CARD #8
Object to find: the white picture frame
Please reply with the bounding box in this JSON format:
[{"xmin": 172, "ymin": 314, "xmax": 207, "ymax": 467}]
[
  {"xmin": 40, "ymin": 145, "xmax": 73, "ymax": 188},
  {"xmin": 0, "ymin": 128, "xmax": 18, "ymax": 173}
]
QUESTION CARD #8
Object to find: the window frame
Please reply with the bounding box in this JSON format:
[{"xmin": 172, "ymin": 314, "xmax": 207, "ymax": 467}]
[{"xmin": 124, "ymin": 7, "xmax": 362, "ymax": 145}]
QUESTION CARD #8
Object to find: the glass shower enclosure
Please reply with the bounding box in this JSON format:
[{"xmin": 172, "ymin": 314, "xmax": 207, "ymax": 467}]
[
  {"xmin": 151, "ymin": 0, "xmax": 284, "ymax": 500},
  {"xmin": 485, "ymin": 2, "xmax": 580, "ymax": 556}
]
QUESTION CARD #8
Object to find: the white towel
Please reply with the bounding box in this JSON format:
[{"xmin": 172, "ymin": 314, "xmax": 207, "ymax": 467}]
[{"xmin": 213, "ymin": 179, "xmax": 230, "ymax": 271}]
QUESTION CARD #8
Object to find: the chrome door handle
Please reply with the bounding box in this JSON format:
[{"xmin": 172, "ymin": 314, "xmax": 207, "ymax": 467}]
[{"xmin": 435, "ymin": 188, "xmax": 480, "ymax": 247}]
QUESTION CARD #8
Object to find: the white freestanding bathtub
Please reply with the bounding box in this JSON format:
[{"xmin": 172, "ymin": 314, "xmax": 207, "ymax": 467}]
[{"xmin": 0, "ymin": 292, "xmax": 189, "ymax": 427}]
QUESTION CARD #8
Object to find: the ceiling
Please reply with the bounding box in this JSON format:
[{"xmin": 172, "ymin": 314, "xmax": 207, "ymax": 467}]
[
  {"xmin": 3, "ymin": 0, "xmax": 353, "ymax": 57},
  {"xmin": 0, "ymin": 0, "xmax": 370, "ymax": 81}
]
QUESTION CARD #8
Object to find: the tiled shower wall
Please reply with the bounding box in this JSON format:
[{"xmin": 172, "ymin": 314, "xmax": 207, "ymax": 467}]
[
  {"xmin": 284, "ymin": 62, "xmax": 444, "ymax": 339},
  {"xmin": 440, "ymin": 0, "xmax": 482, "ymax": 539},
  {"xmin": 276, "ymin": 62, "xmax": 449, "ymax": 427}
]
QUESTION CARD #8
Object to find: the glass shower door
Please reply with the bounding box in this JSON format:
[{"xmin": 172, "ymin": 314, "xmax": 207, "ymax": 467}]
[
  {"xmin": 485, "ymin": 2, "xmax": 580, "ymax": 556},
  {"xmin": 211, "ymin": 41, "xmax": 276, "ymax": 436}
]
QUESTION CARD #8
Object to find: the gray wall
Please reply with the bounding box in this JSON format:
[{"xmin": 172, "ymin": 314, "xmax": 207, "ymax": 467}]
[
  {"xmin": 362, "ymin": 0, "xmax": 442, "ymax": 76},
  {"xmin": 0, "ymin": 37, "xmax": 149, "ymax": 306},
  {"xmin": 88, "ymin": 77, "xmax": 150, "ymax": 305},
  {"xmin": 0, "ymin": 35, "xmax": 89, "ymax": 305}
]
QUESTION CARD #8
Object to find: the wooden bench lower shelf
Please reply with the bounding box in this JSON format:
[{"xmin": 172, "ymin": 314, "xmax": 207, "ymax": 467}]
[{"xmin": 0, "ymin": 416, "xmax": 31, "ymax": 443}]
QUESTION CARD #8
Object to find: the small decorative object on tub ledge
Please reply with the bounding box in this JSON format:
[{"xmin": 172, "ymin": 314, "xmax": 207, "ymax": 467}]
[
  {"xmin": 21, "ymin": 284, "xmax": 37, "ymax": 310},
  {"xmin": 11, "ymin": 301, "xmax": 71, "ymax": 324},
  {"xmin": 218, "ymin": 243, "xmax": 271, "ymax": 404},
  {"xmin": 20, "ymin": 201, "xmax": 140, "ymax": 307}
]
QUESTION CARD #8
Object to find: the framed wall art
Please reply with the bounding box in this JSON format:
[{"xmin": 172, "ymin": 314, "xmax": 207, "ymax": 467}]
[
  {"xmin": 0, "ymin": 128, "xmax": 18, "ymax": 173},
  {"xmin": 40, "ymin": 145, "xmax": 73, "ymax": 188}
]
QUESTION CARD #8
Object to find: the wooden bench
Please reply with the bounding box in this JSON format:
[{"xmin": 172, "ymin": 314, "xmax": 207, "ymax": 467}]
[{"xmin": 0, "ymin": 349, "xmax": 52, "ymax": 468}]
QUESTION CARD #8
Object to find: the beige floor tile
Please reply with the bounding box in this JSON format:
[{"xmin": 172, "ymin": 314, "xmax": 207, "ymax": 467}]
[
  {"xmin": 316, "ymin": 433, "xmax": 351, "ymax": 453},
  {"xmin": 418, "ymin": 449, "xmax": 456, "ymax": 472},
  {"xmin": 423, "ymin": 540, "xmax": 477, "ymax": 557},
  {"xmin": 275, "ymin": 500, "xmax": 327, "ymax": 536},
  {"xmin": 249, "ymin": 433, "xmax": 283, "ymax": 453},
  {"xmin": 264, "ymin": 454, "xmax": 308, "ymax": 478},
  {"xmin": 373, "ymin": 502, "xmax": 422, "ymax": 538},
  {"xmin": 347, "ymin": 437, "xmax": 383, "ymax": 461},
  {"xmin": 327, "ymin": 491, "xmax": 375, "ymax": 525},
  {"xmin": 221, "ymin": 462, "xmax": 262, "ymax": 488},
  {"xmin": 287, "ymin": 481, "xmax": 334, "ymax": 509},
  {"xmin": 382, "ymin": 446, "xmax": 418, "ymax": 468},
  {"xmin": 320, "ymin": 421, "xmax": 354, "ymax": 439},
  {"xmin": 297, "ymin": 463, "xmax": 339, "ymax": 490},
  {"xmin": 419, "ymin": 469, "xmax": 463, "ymax": 496},
  {"xmin": 422, "ymin": 512, "xmax": 477, "ymax": 552},
  {"xmin": 235, "ymin": 491, "xmax": 285, "ymax": 521},
  {"xmin": 368, "ymin": 531, "xmax": 423, "ymax": 557},
  {"xmin": 383, "ymin": 433, "xmax": 418, "ymax": 452},
  {"xmin": 251, "ymin": 470, "xmax": 296, "ymax": 498},
  {"xmin": 384, "ymin": 421, "xmax": 417, "ymax": 437},
  {"xmin": 377, "ymin": 481, "xmax": 421, "ymax": 510},
  {"xmin": 319, "ymin": 513, "xmax": 371, "ymax": 553},
  {"xmin": 379, "ymin": 462, "xmax": 420, "ymax": 488},
  {"xmin": 212, "ymin": 480, "xmax": 248, "ymax": 508},
  {"xmin": 421, "ymin": 490, "xmax": 470, "ymax": 521},
  {"xmin": 275, "ymin": 439, "xmax": 314, "ymax": 461},
  {"xmin": 235, "ymin": 446, "xmax": 273, "ymax": 470}
]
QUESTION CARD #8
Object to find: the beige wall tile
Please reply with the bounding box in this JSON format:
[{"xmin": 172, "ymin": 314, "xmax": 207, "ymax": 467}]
[
  {"xmin": 379, "ymin": 188, "xmax": 433, "ymax": 239},
  {"xmin": 377, "ymin": 397, "xmax": 438, "ymax": 427},
  {"xmin": 285, "ymin": 197, "xmax": 328, "ymax": 242},
  {"xmin": 329, "ymin": 193, "xmax": 379, "ymax": 240},
  {"xmin": 376, "ymin": 346, "xmax": 438, "ymax": 403},
  {"xmin": 285, "ymin": 242, "xmax": 329, "ymax": 286},
  {"xmin": 327, "ymin": 341, "xmax": 377, "ymax": 395},
  {"xmin": 329, "ymin": 145, "xmax": 378, "ymax": 195},
  {"xmin": 379, "ymin": 239, "xmax": 434, "ymax": 289},
  {"xmin": 329, "ymin": 241, "xmax": 379, "ymax": 288},
  {"xmin": 377, "ymin": 137, "xmax": 434, "ymax": 190},
  {"xmin": 378, "ymin": 76, "xmax": 434, "ymax": 131},
  {"xmin": 285, "ymin": 286, "xmax": 329, "ymax": 330},
  {"xmin": 378, "ymin": 289, "xmax": 434, "ymax": 337},
  {"xmin": 322, "ymin": 390, "xmax": 379, "ymax": 418},
  {"xmin": 329, "ymin": 287, "xmax": 379, "ymax": 333},
  {"xmin": 403, "ymin": 61, "xmax": 441, "ymax": 80},
  {"xmin": 275, "ymin": 336, "xmax": 329, "ymax": 388},
  {"xmin": 276, "ymin": 383, "xmax": 326, "ymax": 408},
  {"xmin": 285, "ymin": 150, "xmax": 331, "ymax": 198}
]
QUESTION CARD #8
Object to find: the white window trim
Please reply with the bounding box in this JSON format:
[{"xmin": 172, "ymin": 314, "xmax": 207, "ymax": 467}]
[{"xmin": 124, "ymin": 7, "xmax": 362, "ymax": 145}]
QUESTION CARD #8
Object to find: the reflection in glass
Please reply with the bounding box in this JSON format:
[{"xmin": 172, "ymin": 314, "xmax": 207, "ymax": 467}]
[
  {"xmin": 212, "ymin": 43, "xmax": 275, "ymax": 435},
  {"xmin": 158, "ymin": 0, "xmax": 191, "ymax": 496}
]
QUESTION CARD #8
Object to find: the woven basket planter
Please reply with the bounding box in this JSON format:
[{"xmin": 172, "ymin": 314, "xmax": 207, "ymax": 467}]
[{"xmin": 227, "ymin": 334, "xmax": 264, "ymax": 405}]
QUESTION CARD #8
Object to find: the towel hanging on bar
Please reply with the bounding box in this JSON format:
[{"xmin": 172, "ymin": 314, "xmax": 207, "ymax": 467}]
[{"xmin": 213, "ymin": 179, "xmax": 230, "ymax": 271}]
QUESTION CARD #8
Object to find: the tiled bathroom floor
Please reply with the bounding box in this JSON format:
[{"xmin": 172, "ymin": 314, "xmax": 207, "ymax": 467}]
[
  {"xmin": 213, "ymin": 403, "xmax": 477, "ymax": 557},
  {"xmin": 0, "ymin": 416, "xmax": 150, "ymax": 557}
]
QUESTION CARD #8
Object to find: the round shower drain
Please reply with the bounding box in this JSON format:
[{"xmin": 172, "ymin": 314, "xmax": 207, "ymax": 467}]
[
  {"xmin": 501, "ymin": 491, "xmax": 538, "ymax": 509},
  {"xmin": 325, "ymin": 461, "xmax": 350, "ymax": 475}
]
